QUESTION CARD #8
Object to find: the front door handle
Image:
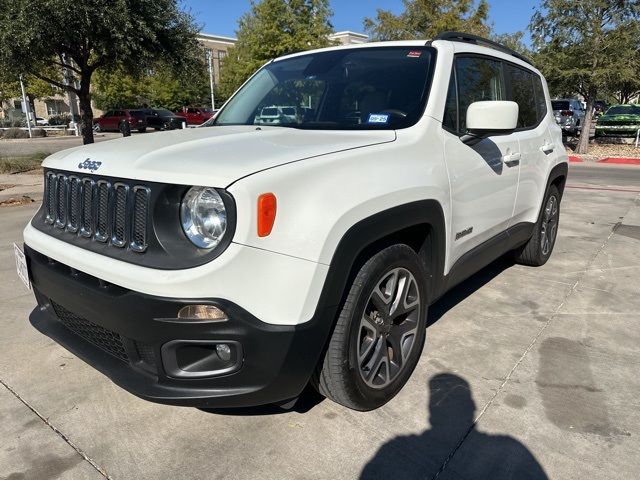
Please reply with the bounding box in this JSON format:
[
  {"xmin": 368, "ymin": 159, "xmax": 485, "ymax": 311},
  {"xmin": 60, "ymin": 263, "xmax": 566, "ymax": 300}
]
[
  {"xmin": 502, "ymin": 152, "xmax": 521, "ymax": 166},
  {"xmin": 541, "ymin": 143, "xmax": 555, "ymax": 154}
]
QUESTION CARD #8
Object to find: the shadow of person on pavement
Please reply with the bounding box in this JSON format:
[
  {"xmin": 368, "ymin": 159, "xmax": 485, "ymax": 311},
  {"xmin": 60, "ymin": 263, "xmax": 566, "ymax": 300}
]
[{"xmin": 360, "ymin": 373, "xmax": 548, "ymax": 480}]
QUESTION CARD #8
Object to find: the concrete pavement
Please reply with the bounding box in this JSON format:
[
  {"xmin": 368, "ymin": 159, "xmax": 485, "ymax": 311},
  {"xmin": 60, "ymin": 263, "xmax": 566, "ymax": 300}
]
[{"xmin": 0, "ymin": 164, "xmax": 639, "ymax": 479}]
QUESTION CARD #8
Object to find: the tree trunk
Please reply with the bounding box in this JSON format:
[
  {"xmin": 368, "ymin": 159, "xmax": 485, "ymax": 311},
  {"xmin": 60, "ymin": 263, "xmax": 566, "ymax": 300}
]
[
  {"xmin": 77, "ymin": 76, "xmax": 94, "ymax": 145},
  {"xmin": 575, "ymin": 94, "xmax": 596, "ymax": 155}
]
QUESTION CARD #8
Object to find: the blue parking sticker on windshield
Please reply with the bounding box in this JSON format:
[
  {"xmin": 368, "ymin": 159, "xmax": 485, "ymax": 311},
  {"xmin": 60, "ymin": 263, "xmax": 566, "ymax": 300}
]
[{"xmin": 367, "ymin": 113, "xmax": 390, "ymax": 124}]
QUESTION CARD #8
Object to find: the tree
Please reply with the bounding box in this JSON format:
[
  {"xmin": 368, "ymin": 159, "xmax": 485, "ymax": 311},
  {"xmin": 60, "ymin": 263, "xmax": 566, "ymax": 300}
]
[
  {"xmin": 530, "ymin": 0, "xmax": 640, "ymax": 154},
  {"xmin": 217, "ymin": 0, "xmax": 335, "ymax": 101},
  {"xmin": 363, "ymin": 0, "xmax": 490, "ymax": 41},
  {"xmin": 604, "ymin": 23, "xmax": 640, "ymax": 104},
  {"xmin": 0, "ymin": 0, "xmax": 202, "ymax": 144},
  {"xmin": 93, "ymin": 59, "xmax": 210, "ymax": 111}
]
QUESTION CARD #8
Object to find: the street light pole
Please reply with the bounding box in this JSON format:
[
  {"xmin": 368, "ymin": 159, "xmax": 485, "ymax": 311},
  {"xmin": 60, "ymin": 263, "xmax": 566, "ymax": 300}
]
[
  {"xmin": 206, "ymin": 50, "xmax": 215, "ymax": 110},
  {"xmin": 19, "ymin": 74, "xmax": 33, "ymax": 138}
]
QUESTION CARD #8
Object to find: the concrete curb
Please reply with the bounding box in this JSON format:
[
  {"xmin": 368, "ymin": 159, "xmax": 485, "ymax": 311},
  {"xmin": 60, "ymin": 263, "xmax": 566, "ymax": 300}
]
[{"xmin": 568, "ymin": 155, "xmax": 640, "ymax": 165}]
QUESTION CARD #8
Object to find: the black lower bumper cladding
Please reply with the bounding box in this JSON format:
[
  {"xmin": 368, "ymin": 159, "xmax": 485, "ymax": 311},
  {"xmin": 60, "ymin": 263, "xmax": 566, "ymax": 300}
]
[{"xmin": 25, "ymin": 245, "xmax": 334, "ymax": 408}]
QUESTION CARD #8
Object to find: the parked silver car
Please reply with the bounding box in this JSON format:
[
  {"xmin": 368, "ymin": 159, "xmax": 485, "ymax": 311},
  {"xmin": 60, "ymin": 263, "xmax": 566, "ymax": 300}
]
[{"xmin": 552, "ymin": 99, "xmax": 586, "ymax": 136}]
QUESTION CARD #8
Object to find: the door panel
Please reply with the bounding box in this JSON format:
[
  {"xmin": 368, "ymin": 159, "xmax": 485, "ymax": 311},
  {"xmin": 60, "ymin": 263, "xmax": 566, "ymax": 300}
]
[{"xmin": 444, "ymin": 132, "xmax": 520, "ymax": 266}]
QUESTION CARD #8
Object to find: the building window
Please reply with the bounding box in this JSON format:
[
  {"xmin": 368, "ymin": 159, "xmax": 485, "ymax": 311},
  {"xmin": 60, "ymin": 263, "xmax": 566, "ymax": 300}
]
[{"xmin": 218, "ymin": 50, "xmax": 227, "ymax": 60}]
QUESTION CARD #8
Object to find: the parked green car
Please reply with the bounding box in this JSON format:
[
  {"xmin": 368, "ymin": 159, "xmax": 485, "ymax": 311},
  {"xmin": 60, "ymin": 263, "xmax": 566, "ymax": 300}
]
[{"xmin": 595, "ymin": 104, "xmax": 640, "ymax": 137}]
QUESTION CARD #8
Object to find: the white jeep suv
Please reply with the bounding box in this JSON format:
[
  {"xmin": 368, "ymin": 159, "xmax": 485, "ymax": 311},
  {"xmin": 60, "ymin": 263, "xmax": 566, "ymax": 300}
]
[{"xmin": 22, "ymin": 32, "xmax": 567, "ymax": 411}]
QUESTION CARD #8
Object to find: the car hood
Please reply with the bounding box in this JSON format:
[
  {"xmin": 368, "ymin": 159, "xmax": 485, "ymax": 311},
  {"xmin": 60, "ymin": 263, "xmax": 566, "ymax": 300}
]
[
  {"xmin": 43, "ymin": 126, "xmax": 396, "ymax": 186},
  {"xmin": 597, "ymin": 114, "xmax": 640, "ymax": 123}
]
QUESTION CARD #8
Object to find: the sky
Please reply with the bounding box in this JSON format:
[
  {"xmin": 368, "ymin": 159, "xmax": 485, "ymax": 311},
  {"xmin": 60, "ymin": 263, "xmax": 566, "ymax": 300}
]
[{"xmin": 183, "ymin": 0, "xmax": 540, "ymax": 44}]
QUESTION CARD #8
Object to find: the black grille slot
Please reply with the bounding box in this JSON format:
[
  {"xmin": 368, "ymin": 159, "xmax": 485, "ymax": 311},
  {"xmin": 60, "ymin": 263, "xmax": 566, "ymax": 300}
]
[
  {"xmin": 80, "ymin": 179, "xmax": 94, "ymax": 237},
  {"xmin": 131, "ymin": 187, "xmax": 150, "ymax": 252},
  {"xmin": 112, "ymin": 184, "xmax": 128, "ymax": 247},
  {"xmin": 55, "ymin": 175, "xmax": 67, "ymax": 228},
  {"xmin": 50, "ymin": 301, "xmax": 128, "ymax": 362},
  {"xmin": 95, "ymin": 181, "xmax": 111, "ymax": 242},
  {"xmin": 41, "ymin": 171, "xmax": 150, "ymax": 253},
  {"xmin": 45, "ymin": 172, "xmax": 56, "ymax": 224},
  {"xmin": 67, "ymin": 177, "xmax": 81, "ymax": 232}
]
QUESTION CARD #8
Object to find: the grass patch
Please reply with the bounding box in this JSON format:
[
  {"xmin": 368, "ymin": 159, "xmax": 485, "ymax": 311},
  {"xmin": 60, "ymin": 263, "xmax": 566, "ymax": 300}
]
[{"xmin": 0, "ymin": 152, "xmax": 48, "ymax": 174}]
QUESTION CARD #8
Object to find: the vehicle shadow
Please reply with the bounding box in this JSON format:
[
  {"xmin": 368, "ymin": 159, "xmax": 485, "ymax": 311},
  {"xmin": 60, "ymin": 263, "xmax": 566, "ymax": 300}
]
[
  {"xmin": 201, "ymin": 256, "xmax": 515, "ymax": 416},
  {"xmin": 428, "ymin": 255, "xmax": 515, "ymax": 327},
  {"xmin": 360, "ymin": 373, "xmax": 548, "ymax": 480}
]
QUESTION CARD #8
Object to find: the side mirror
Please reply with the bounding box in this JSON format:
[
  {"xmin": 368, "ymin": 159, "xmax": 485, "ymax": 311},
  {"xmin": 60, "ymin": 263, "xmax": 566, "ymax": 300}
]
[{"xmin": 466, "ymin": 100, "xmax": 519, "ymax": 135}]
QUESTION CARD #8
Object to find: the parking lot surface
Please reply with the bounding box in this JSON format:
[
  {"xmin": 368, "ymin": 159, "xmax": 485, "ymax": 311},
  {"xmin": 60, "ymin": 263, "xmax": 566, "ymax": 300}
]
[{"xmin": 1, "ymin": 163, "xmax": 639, "ymax": 479}]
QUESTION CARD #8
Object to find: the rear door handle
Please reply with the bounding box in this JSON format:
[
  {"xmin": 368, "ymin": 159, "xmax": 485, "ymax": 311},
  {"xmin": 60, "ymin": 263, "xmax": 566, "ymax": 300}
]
[
  {"xmin": 541, "ymin": 143, "xmax": 555, "ymax": 154},
  {"xmin": 502, "ymin": 152, "xmax": 521, "ymax": 166}
]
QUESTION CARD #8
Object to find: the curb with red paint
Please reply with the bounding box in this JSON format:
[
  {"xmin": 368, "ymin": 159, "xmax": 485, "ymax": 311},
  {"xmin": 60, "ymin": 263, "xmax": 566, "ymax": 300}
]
[
  {"xmin": 598, "ymin": 157, "xmax": 640, "ymax": 165},
  {"xmin": 568, "ymin": 155, "xmax": 583, "ymax": 163}
]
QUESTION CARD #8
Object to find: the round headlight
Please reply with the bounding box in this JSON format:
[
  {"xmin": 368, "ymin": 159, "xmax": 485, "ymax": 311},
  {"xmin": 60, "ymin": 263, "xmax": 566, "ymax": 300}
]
[{"xmin": 180, "ymin": 187, "xmax": 227, "ymax": 249}]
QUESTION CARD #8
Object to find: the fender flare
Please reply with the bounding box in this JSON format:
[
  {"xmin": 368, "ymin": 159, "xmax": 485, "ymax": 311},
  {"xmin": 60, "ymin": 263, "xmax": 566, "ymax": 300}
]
[{"xmin": 315, "ymin": 199, "xmax": 447, "ymax": 313}]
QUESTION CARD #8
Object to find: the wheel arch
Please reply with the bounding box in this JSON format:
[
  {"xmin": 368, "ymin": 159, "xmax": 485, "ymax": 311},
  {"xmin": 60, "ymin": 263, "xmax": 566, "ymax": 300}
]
[
  {"xmin": 548, "ymin": 161, "xmax": 568, "ymax": 200},
  {"xmin": 316, "ymin": 200, "xmax": 447, "ymax": 314}
]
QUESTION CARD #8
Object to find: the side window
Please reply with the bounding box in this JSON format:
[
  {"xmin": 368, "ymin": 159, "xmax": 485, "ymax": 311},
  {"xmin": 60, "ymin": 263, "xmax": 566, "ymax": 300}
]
[
  {"xmin": 533, "ymin": 75, "xmax": 547, "ymax": 121},
  {"xmin": 187, "ymin": 108, "xmax": 198, "ymax": 114},
  {"xmin": 443, "ymin": 69, "xmax": 458, "ymax": 132},
  {"xmin": 506, "ymin": 64, "xmax": 537, "ymax": 128},
  {"xmin": 455, "ymin": 56, "xmax": 505, "ymax": 133}
]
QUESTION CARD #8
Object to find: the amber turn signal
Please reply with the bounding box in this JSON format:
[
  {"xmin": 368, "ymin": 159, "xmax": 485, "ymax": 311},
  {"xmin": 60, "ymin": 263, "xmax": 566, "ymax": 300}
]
[
  {"xmin": 177, "ymin": 305, "xmax": 227, "ymax": 322},
  {"xmin": 257, "ymin": 193, "xmax": 277, "ymax": 237}
]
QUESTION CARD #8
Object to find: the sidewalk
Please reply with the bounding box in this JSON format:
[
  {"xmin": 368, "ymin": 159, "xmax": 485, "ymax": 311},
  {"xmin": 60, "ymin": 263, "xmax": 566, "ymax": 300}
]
[{"xmin": 0, "ymin": 171, "xmax": 43, "ymax": 205}]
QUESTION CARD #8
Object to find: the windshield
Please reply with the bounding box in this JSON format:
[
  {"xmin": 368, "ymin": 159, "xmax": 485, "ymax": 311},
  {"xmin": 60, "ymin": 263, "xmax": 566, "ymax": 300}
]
[
  {"xmin": 129, "ymin": 110, "xmax": 145, "ymax": 117},
  {"xmin": 213, "ymin": 47, "xmax": 435, "ymax": 130},
  {"xmin": 154, "ymin": 109, "xmax": 174, "ymax": 116},
  {"xmin": 551, "ymin": 101, "xmax": 570, "ymax": 111},
  {"xmin": 605, "ymin": 105, "xmax": 640, "ymax": 116}
]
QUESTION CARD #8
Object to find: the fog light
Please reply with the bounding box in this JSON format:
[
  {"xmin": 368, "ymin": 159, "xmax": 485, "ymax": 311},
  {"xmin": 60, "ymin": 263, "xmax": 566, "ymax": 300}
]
[
  {"xmin": 216, "ymin": 343, "xmax": 232, "ymax": 361},
  {"xmin": 177, "ymin": 305, "xmax": 227, "ymax": 321}
]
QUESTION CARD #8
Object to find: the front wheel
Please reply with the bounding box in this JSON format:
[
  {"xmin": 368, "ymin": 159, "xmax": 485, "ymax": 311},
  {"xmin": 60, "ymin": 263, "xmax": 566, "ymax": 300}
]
[
  {"xmin": 514, "ymin": 184, "xmax": 561, "ymax": 266},
  {"xmin": 314, "ymin": 244, "xmax": 427, "ymax": 411}
]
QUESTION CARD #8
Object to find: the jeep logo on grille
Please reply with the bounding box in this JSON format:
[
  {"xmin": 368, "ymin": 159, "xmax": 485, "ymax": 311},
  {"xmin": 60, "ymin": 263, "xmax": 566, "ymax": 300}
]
[{"xmin": 78, "ymin": 158, "xmax": 102, "ymax": 173}]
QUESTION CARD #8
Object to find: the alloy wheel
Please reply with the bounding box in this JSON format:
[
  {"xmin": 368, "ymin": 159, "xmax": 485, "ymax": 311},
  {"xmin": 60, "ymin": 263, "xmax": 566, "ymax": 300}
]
[
  {"xmin": 357, "ymin": 267, "xmax": 421, "ymax": 389},
  {"xmin": 540, "ymin": 195, "xmax": 559, "ymax": 256}
]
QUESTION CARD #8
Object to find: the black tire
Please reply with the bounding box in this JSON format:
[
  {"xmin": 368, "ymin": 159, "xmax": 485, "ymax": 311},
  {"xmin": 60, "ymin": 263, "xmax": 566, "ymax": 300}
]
[
  {"xmin": 514, "ymin": 184, "xmax": 561, "ymax": 267},
  {"xmin": 314, "ymin": 244, "xmax": 428, "ymax": 411},
  {"xmin": 138, "ymin": 127, "xmax": 146, "ymax": 133}
]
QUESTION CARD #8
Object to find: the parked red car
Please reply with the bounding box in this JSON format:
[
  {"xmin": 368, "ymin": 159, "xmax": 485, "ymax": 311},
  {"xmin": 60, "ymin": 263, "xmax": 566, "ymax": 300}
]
[
  {"xmin": 174, "ymin": 107, "xmax": 214, "ymax": 125},
  {"xmin": 93, "ymin": 109, "xmax": 147, "ymax": 133}
]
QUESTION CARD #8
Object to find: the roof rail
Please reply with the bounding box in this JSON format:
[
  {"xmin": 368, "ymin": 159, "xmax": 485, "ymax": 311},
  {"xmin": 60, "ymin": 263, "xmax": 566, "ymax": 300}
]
[{"xmin": 434, "ymin": 31, "xmax": 534, "ymax": 66}]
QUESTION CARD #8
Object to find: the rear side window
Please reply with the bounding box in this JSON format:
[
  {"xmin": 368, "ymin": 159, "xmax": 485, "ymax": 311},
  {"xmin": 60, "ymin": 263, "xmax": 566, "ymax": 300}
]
[
  {"xmin": 505, "ymin": 64, "xmax": 537, "ymax": 128},
  {"xmin": 533, "ymin": 76, "xmax": 547, "ymax": 121},
  {"xmin": 444, "ymin": 56, "xmax": 505, "ymax": 133}
]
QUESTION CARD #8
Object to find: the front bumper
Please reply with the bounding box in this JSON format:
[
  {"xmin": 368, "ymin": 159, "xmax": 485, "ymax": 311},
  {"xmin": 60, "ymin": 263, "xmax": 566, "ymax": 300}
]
[{"xmin": 25, "ymin": 245, "xmax": 335, "ymax": 407}]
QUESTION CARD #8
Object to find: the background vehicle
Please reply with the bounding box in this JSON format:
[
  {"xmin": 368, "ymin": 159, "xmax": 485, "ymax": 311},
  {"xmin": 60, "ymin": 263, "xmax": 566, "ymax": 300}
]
[
  {"xmin": 551, "ymin": 98, "xmax": 586, "ymax": 135},
  {"xmin": 23, "ymin": 33, "xmax": 567, "ymax": 412},
  {"xmin": 141, "ymin": 108, "xmax": 185, "ymax": 130},
  {"xmin": 595, "ymin": 104, "xmax": 640, "ymax": 137},
  {"xmin": 254, "ymin": 105, "xmax": 298, "ymax": 124},
  {"xmin": 93, "ymin": 109, "xmax": 147, "ymax": 133},
  {"xmin": 174, "ymin": 106, "xmax": 214, "ymax": 125},
  {"xmin": 35, "ymin": 117, "xmax": 49, "ymax": 126}
]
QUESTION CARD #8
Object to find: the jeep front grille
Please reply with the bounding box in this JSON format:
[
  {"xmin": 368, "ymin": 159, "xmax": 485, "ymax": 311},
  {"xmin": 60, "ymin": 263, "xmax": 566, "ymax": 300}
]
[{"xmin": 43, "ymin": 171, "xmax": 150, "ymax": 252}]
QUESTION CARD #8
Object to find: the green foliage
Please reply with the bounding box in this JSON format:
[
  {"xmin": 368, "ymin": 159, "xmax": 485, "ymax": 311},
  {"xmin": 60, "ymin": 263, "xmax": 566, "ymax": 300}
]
[
  {"xmin": 0, "ymin": 0, "xmax": 202, "ymax": 143},
  {"xmin": 48, "ymin": 113, "xmax": 72, "ymax": 126},
  {"xmin": 530, "ymin": 0, "xmax": 640, "ymax": 153},
  {"xmin": 93, "ymin": 59, "xmax": 210, "ymax": 111},
  {"xmin": 363, "ymin": 0, "xmax": 490, "ymax": 41},
  {"xmin": 217, "ymin": 0, "xmax": 335, "ymax": 101}
]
